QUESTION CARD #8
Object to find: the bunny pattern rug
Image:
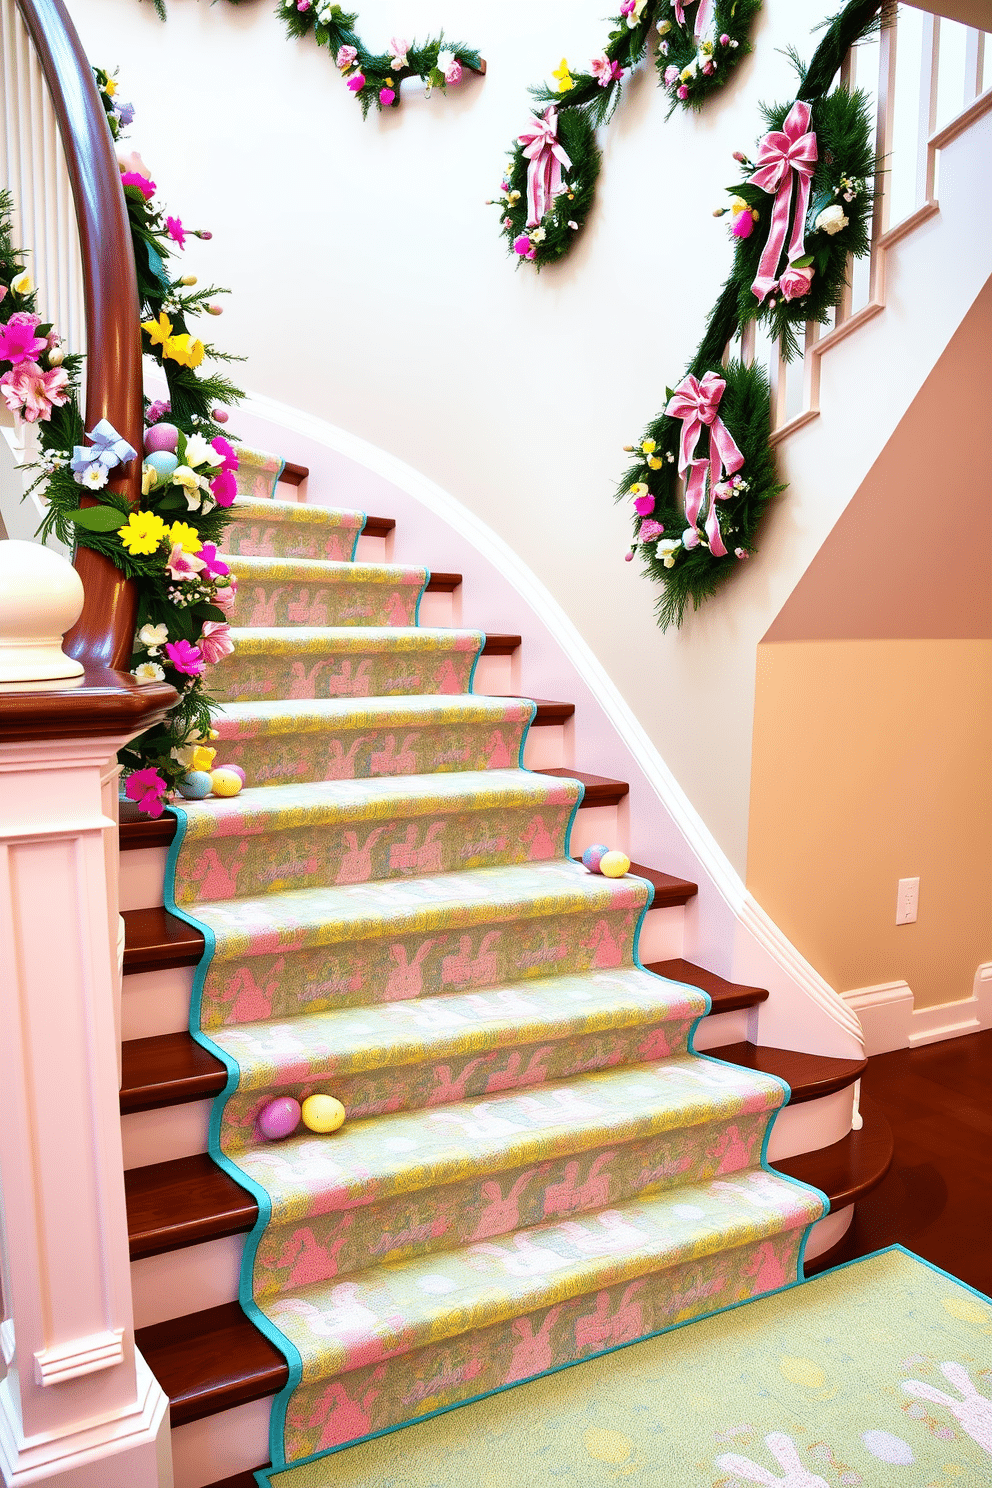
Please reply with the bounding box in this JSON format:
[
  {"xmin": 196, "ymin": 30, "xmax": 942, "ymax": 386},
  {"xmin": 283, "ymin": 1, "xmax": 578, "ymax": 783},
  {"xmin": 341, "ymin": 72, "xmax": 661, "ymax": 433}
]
[{"xmin": 258, "ymin": 1247, "xmax": 992, "ymax": 1487}]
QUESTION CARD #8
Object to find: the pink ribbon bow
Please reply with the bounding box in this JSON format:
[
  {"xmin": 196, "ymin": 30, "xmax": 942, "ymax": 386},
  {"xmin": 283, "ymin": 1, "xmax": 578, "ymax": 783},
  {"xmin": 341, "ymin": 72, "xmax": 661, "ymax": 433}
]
[
  {"xmin": 673, "ymin": 0, "xmax": 714, "ymax": 38},
  {"xmin": 748, "ymin": 99, "xmax": 817, "ymax": 302},
  {"xmin": 518, "ymin": 105, "xmax": 572, "ymax": 228},
  {"xmin": 665, "ymin": 371, "xmax": 744, "ymax": 558}
]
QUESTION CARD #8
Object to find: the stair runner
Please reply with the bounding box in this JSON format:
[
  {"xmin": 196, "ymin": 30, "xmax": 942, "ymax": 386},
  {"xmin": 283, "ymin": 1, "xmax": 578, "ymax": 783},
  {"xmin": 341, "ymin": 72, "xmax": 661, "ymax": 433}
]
[{"xmin": 162, "ymin": 467, "xmax": 828, "ymax": 1475}]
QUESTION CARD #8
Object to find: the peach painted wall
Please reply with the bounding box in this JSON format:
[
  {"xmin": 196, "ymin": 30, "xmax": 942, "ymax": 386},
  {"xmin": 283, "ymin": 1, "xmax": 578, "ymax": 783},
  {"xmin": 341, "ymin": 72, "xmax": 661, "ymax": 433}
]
[{"xmin": 749, "ymin": 282, "xmax": 992, "ymax": 1010}]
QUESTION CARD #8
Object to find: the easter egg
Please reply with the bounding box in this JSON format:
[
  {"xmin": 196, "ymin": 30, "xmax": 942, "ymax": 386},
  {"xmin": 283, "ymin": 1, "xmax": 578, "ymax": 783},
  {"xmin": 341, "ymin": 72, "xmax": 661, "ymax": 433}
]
[
  {"xmin": 217, "ymin": 763, "xmax": 246, "ymax": 785},
  {"xmin": 258, "ymin": 1096, "xmax": 301, "ymax": 1141},
  {"xmin": 177, "ymin": 770, "xmax": 212, "ymax": 799},
  {"xmin": 301, "ymin": 1094, "xmax": 346, "ymax": 1134},
  {"xmin": 599, "ymin": 851, "xmax": 631, "ymax": 878},
  {"xmin": 144, "ymin": 421, "xmax": 180, "ymax": 455},
  {"xmin": 210, "ymin": 768, "xmax": 243, "ymax": 798},
  {"xmin": 145, "ymin": 449, "xmax": 179, "ymax": 482},
  {"xmin": 581, "ymin": 844, "xmax": 609, "ymax": 874}
]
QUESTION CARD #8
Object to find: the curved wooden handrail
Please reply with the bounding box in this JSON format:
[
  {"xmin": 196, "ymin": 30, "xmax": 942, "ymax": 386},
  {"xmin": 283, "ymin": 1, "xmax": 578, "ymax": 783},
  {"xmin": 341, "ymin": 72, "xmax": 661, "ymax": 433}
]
[{"xmin": 14, "ymin": 0, "xmax": 142, "ymax": 670}]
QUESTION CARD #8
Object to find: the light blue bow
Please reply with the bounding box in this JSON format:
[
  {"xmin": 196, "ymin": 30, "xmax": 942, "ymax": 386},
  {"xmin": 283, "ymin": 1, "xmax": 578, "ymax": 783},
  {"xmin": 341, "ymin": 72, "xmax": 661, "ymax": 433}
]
[{"xmin": 71, "ymin": 419, "xmax": 138, "ymax": 480}]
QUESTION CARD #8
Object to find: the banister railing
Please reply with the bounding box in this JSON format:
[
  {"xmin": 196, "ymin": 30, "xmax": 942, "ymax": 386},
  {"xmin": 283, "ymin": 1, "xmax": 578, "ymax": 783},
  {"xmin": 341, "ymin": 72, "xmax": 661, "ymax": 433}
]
[{"xmin": 3, "ymin": 0, "xmax": 142, "ymax": 669}]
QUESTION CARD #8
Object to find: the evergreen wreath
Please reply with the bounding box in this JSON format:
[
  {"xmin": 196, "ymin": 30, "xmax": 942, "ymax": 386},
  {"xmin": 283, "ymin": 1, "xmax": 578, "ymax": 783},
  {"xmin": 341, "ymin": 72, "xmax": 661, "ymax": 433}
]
[
  {"xmin": 491, "ymin": 0, "xmax": 761, "ymax": 269},
  {"xmin": 618, "ymin": 0, "xmax": 881, "ymax": 629}
]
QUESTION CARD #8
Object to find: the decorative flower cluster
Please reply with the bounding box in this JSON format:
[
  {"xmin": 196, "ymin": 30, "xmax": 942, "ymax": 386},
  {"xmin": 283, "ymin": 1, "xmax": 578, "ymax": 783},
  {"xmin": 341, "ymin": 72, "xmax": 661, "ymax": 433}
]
[
  {"xmin": 660, "ymin": 28, "xmax": 741, "ymax": 104},
  {"xmin": 0, "ymin": 269, "xmax": 74, "ymax": 427},
  {"xmin": 277, "ymin": 3, "xmax": 482, "ymax": 116}
]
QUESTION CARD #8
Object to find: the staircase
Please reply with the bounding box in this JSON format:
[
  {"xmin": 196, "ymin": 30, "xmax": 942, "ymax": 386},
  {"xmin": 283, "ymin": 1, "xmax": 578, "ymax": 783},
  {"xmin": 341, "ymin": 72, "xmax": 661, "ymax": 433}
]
[{"xmin": 116, "ymin": 460, "xmax": 892, "ymax": 1488}]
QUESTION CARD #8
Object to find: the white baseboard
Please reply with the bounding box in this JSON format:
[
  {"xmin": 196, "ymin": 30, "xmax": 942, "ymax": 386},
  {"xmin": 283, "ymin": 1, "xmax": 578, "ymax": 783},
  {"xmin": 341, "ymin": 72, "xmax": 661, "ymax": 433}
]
[{"xmin": 842, "ymin": 963, "xmax": 992, "ymax": 1054}]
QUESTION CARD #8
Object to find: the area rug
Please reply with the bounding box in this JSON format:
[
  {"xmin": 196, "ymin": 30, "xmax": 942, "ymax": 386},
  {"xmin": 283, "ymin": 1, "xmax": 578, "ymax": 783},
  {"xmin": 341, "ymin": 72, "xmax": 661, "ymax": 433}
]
[
  {"xmin": 164, "ymin": 469, "xmax": 829, "ymax": 1476},
  {"xmin": 256, "ymin": 1247, "xmax": 992, "ymax": 1488}
]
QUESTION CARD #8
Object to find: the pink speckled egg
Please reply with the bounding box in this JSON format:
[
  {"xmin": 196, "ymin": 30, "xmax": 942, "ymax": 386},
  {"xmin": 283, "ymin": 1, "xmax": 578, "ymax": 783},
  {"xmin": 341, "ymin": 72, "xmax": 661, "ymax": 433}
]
[
  {"xmin": 581, "ymin": 844, "xmax": 609, "ymax": 874},
  {"xmin": 258, "ymin": 1096, "xmax": 301, "ymax": 1141},
  {"xmin": 143, "ymin": 421, "xmax": 179, "ymax": 455}
]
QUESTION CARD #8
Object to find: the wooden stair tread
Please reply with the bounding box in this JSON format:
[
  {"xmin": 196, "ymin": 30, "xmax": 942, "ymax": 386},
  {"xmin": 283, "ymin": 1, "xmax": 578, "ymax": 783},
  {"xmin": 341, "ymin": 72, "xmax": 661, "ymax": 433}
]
[
  {"xmin": 362, "ymin": 514, "xmax": 395, "ymax": 537},
  {"xmin": 135, "ymin": 1301, "xmax": 287, "ymax": 1426},
  {"xmin": 122, "ymin": 905, "xmax": 204, "ymax": 971},
  {"xmin": 425, "ymin": 571, "xmax": 461, "ymax": 592},
  {"xmin": 705, "ymin": 1041, "xmax": 867, "ymax": 1104},
  {"xmin": 505, "ymin": 697, "xmax": 575, "ymax": 723},
  {"xmin": 538, "ymin": 767, "xmax": 628, "ymax": 806},
  {"xmin": 121, "ymin": 1032, "xmax": 226, "ymax": 1113},
  {"xmin": 135, "ymin": 1110, "xmax": 893, "ymax": 1425},
  {"xmin": 646, "ymin": 958, "xmax": 768, "ymax": 1013},
  {"xmin": 126, "ymin": 1153, "xmax": 255, "ymax": 1260}
]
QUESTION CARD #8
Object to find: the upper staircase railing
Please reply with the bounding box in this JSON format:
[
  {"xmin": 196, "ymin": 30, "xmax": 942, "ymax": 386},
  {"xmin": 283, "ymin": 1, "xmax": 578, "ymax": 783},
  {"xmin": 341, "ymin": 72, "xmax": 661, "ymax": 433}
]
[{"xmin": 1, "ymin": 0, "xmax": 142, "ymax": 668}]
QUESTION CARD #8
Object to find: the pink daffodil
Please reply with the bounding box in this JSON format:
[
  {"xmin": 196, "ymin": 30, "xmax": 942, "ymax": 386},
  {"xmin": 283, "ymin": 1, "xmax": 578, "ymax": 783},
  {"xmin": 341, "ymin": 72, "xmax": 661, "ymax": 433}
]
[
  {"xmin": 198, "ymin": 620, "xmax": 234, "ymax": 665},
  {"xmin": 197, "ymin": 542, "xmax": 230, "ymax": 579},
  {"xmin": 121, "ymin": 171, "xmax": 156, "ymax": 200},
  {"xmin": 0, "ymin": 362, "xmax": 70, "ymax": 422},
  {"xmin": 0, "ymin": 318, "xmax": 47, "ymax": 365},
  {"xmin": 166, "ymin": 216, "xmax": 186, "ymax": 248},
  {"xmin": 165, "ymin": 543, "xmax": 207, "ymax": 581},
  {"xmin": 590, "ymin": 53, "xmax": 622, "ymax": 87},
  {"xmin": 210, "ymin": 469, "xmax": 238, "ymax": 507},
  {"xmin": 125, "ymin": 766, "xmax": 169, "ymax": 818},
  {"xmin": 164, "ymin": 639, "xmax": 205, "ymax": 677}
]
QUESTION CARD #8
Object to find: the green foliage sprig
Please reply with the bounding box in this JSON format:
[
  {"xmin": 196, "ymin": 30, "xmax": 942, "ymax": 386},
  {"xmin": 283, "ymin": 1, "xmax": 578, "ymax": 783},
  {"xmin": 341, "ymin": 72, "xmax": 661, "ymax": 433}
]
[
  {"xmin": 618, "ymin": 0, "xmax": 881, "ymax": 628},
  {"xmin": 492, "ymin": 0, "xmax": 761, "ymax": 269}
]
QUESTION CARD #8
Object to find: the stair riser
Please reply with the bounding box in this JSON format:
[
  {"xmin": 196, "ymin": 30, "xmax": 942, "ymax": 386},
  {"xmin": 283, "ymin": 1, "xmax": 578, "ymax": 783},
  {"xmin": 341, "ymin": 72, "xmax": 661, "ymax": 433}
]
[
  {"xmin": 224, "ymin": 516, "xmax": 360, "ymax": 563},
  {"xmin": 212, "ymin": 636, "xmax": 480, "ymax": 705},
  {"xmin": 172, "ymin": 797, "xmax": 579, "ymax": 907},
  {"xmin": 278, "ymin": 1228, "xmax": 810, "ymax": 1461},
  {"xmin": 170, "ymin": 1396, "xmax": 271, "ymax": 1488},
  {"xmin": 249, "ymin": 1109, "xmax": 775, "ymax": 1297},
  {"xmin": 229, "ymin": 571, "xmax": 423, "ymax": 630}
]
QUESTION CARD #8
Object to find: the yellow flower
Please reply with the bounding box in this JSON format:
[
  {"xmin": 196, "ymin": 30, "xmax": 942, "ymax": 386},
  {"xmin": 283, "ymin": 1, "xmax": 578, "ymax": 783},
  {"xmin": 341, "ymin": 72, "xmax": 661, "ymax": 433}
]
[
  {"xmin": 640, "ymin": 439, "xmax": 663, "ymax": 468},
  {"xmin": 629, "ymin": 482, "xmax": 650, "ymax": 499},
  {"xmin": 117, "ymin": 510, "xmax": 168, "ymax": 556},
  {"xmin": 190, "ymin": 745, "xmax": 216, "ymax": 771},
  {"xmin": 168, "ymin": 520, "xmax": 202, "ymax": 553},
  {"xmin": 141, "ymin": 463, "xmax": 158, "ymax": 495},
  {"xmin": 641, "ymin": 439, "xmax": 657, "ymax": 454},
  {"xmin": 142, "ymin": 311, "xmax": 173, "ymax": 349},
  {"xmin": 105, "ymin": 77, "xmax": 117, "ymax": 96},
  {"xmin": 164, "ymin": 333, "xmax": 205, "ymax": 369},
  {"xmin": 552, "ymin": 58, "xmax": 574, "ymax": 93},
  {"xmin": 11, "ymin": 270, "xmax": 33, "ymax": 295}
]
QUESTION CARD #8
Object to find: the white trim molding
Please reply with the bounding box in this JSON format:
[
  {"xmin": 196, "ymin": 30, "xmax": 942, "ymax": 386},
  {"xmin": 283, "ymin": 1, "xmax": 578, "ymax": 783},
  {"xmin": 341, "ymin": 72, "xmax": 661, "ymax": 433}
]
[{"xmin": 842, "ymin": 965, "xmax": 992, "ymax": 1054}]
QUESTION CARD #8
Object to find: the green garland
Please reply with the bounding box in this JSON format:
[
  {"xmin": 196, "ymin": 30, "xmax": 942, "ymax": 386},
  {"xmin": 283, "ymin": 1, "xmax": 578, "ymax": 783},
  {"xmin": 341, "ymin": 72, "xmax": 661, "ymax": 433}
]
[
  {"xmin": 619, "ymin": 0, "xmax": 881, "ymax": 628},
  {"xmin": 492, "ymin": 0, "xmax": 761, "ymax": 269}
]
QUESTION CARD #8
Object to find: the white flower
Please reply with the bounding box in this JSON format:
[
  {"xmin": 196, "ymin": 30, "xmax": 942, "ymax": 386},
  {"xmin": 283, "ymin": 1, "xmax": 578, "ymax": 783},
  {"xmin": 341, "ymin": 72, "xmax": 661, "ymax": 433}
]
[
  {"xmin": 138, "ymin": 622, "xmax": 169, "ymax": 655},
  {"xmin": 389, "ymin": 37, "xmax": 409, "ymax": 68},
  {"xmin": 317, "ymin": 6, "xmax": 334, "ymax": 21},
  {"xmin": 680, "ymin": 60, "xmax": 698, "ymax": 81},
  {"xmin": 626, "ymin": 0, "xmax": 648, "ymax": 27},
  {"xmin": 436, "ymin": 48, "xmax": 455, "ymax": 73},
  {"xmin": 567, "ymin": 220, "xmax": 579, "ymax": 229},
  {"xmin": 656, "ymin": 538, "xmax": 682, "ymax": 568},
  {"xmin": 132, "ymin": 662, "xmax": 165, "ymax": 684},
  {"xmin": 531, "ymin": 226, "xmax": 546, "ymax": 243},
  {"xmin": 80, "ymin": 464, "xmax": 108, "ymax": 490},
  {"xmin": 815, "ymin": 203, "xmax": 849, "ymax": 235},
  {"xmin": 183, "ymin": 433, "xmax": 223, "ymax": 469},
  {"xmin": 656, "ymin": 18, "xmax": 671, "ymax": 35}
]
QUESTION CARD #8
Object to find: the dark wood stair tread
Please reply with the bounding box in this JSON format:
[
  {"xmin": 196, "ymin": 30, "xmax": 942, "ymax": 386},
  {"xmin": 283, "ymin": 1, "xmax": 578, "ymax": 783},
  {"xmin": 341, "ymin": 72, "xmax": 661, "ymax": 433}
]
[
  {"xmin": 127, "ymin": 1153, "xmax": 255, "ymax": 1260},
  {"xmin": 121, "ymin": 1032, "xmax": 226, "ymax": 1113},
  {"xmin": 775, "ymin": 1107, "xmax": 894, "ymax": 1209},
  {"xmin": 538, "ymin": 767, "xmax": 628, "ymax": 806},
  {"xmin": 425, "ymin": 571, "xmax": 461, "ymax": 592},
  {"xmin": 510, "ymin": 697, "xmax": 575, "ymax": 724},
  {"xmin": 122, "ymin": 905, "xmax": 204, "ymax": 971},
  {"xmin": 135, "ymin": 1301, "xmax": 287, "ymax": 1426},
  {"xmin": 705, "ymin": 1041, "xmax": 867, "ymax": 1104},
  {"xmin": 362, "ymin": 514, "xmax": 395, "ymax": 537},
  {"xmin": 279, "ymin": 461, "xmax": 308, "ymax": 485},
  {"xmin": 646, "ymin": 958, "xmax": 768, "ymax": 1013}
]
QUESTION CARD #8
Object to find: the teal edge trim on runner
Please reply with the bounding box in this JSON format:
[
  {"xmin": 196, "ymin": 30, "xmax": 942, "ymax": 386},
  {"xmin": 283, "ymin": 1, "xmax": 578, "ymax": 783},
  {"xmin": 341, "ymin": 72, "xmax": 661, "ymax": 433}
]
[
  {"xmin": 349, "ymin": 510, "xmax": 368, "ymax": 564},
  {"xmin": 516, "ymin": 698, "xmax": 538, "ymax": 772},
  {"xmin": 274, "ymin": 456, "xmax": 287, "ymax": 490},
  {"xmin": 413, "ymin": 567, "xmax": 427, "ymax": 627},
  {"xmin": 465, "ymin": 632, "xmax": 485, "ymax": 697},
  {"xmin": 162, "ymin": 804, "xmax": 304, "ymax": 1470}
]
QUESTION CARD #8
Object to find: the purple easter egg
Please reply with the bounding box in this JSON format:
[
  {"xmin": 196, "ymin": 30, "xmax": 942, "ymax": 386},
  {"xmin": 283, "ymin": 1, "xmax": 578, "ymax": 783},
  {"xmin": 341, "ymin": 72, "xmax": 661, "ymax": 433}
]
[
  {"xmin": 258, "ymin": 1096, "xmax": 301, "ymax": 1141},
  {"xmin": 217, "ymin": 763, "xmax": 246, "ymax": 785},
  {"xmin": 143, "ymin": 421, "xmax": 180, "ymax": 455},
  {"xmin": 582, "ymin": 844, "xmax": 609, "ymax": 874}
]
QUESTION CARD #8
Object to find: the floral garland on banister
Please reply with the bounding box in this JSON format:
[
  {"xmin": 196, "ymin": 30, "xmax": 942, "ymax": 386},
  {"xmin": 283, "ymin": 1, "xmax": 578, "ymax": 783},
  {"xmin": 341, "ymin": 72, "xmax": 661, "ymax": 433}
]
[
  {"xmin": 618, "ymin": 0, "xmax": 880, "ymax": 630},
  {"xmin": 491, "ymin": 0, "xmax": 761, "ymax": 268},
  {"xmin": 14, "ymin": 68, "xmax": 248, "ymax": 816}
]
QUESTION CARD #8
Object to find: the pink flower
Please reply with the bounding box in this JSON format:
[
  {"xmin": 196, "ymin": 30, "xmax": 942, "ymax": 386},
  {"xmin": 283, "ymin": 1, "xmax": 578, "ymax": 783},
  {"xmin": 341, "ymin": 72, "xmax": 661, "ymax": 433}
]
[
  {"xmin": 346, "ymin": 71, "xmax": 366, "ymax": 92},
  {"xmin": 513, "ymin": 234, "xmax": 535, "ymax": 258},
  {"xmin": 779, "ymin": 263, "xmax": 815, "ymax": 300},
  {"xmin": 336, "ymin": 44, "xmax": 357, "ymax": 68},
  {"xmin": 590, "ymin": 54, "xmax": 622, "ymax": 87},
  {"xmin": 124, "ymin": 766, "xmax": 169, "ymax": 818},
  {"xmin": 720, "ymin": 33, "xmax": 730, "ymax": 44},
  {"xmin": 198, "ymin": 620, "xmax": 234, "ymax": 665},
  {"xmin": 677, "ymin": 84, "xmax": 689, "ymax": 99},
  {"xmin": 0, "ymin": 286, "xmax": 6, "ymax": 305},
  {"xmin": 664, "ymin": 65, "xmax": 679, "ymax": 85},
  {"xmin": 732, "ymin": 209, "xmax": 755, "ymax": 239},
  {"xmin": 210, "ymin": 469, "xmax": 238, "ymax": 507},
  {"xmin": 212, "ymin": 581, "xmax": 237, "ymax": 613},
  {"xmin": 702, "ymin": 60, "xmax": 715, "ymax": 74},
  {"xmin": 197, "ymin": 542, "xmax": 229, "ymax": 578},
  {"xmin": 0, "ymin": 362, "xmax": 70, "ymax": 422},
  {"xmin": 165, "ymin": 543, "xmax": 206, "ymax": 581},
  {"xmin": 379, "ymin": 87, "xmax": 395, "ymax": 106},
  {"xmin": 620, "ymin": 1, "xmax": 636, "ymax": 13},
  {"xmin": 210, "ymin": 435, "xmax": 238, "ymax": 472},
  {"xmin": 164, "ymin": 639, "xmax": 204, "ymax": 676},
  {"xmin": 633, "ymin": 493, "xmax": 655, "ymax": 516},
  {"xmin": 0, "ymin": 318, "xmax": 47, "ymax": 365},
  {"xmin": 147, "ymin": 398, "xmax": 171, "ymax": 423},
  {"xmin": 121, "ymin": 171, "xmax": 156, "ymax": 200},
  {"xmin": 640, "ymin": 518, "xmax": 665, "ymax": 541},
  {"xmin": 442, "ymin": 57, "xmax": 462, "ymax": 84},
  {"xmin": 117, "ymin": 149, "xmax": 151, "ymax": 177},
  {"xmin": 297, "ymin": 0, "xmax": 311, "ymax": 9},
  {"xmin": 166, "ymin": 216, "xmax": 186, "ymax": 248}
]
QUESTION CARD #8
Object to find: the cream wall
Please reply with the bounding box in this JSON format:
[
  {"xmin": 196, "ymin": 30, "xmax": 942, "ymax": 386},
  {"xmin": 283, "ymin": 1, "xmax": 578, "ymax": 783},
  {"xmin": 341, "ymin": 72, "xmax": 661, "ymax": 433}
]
[{"xmin": 67, "ymin": 0, "xmax": 992, "ymax": 879}]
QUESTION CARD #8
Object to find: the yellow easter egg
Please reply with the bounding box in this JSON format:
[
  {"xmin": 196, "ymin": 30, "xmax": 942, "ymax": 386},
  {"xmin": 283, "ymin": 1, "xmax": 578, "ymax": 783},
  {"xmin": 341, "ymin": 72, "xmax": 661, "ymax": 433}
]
[
  {"xmin": 779, "ymin": 1356, "xmax": 826, "ymax": 1389},
  {"xmin": 210, "ymin": 768, "xmax": 243, "ymax": 798},
  {"xmin": 582, "ymin": 1427, "xmax": 632, "ymax": 1464},
  {"xmin": 301, "ymin": 1094, "xmax": 346, "ymax": 1134},
  {"xmin": 942, "ymin": 1295, "xmax": 992, "ymax": 1324},
  {"xmin": 599, "ymin": 851, "xmax": 631, "ymax": 879}
]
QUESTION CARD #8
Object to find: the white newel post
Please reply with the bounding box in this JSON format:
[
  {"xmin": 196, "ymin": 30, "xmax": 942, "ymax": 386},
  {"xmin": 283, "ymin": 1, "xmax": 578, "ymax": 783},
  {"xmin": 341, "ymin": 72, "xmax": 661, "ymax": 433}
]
[{"xmin": 0, "ymin": 545, "xmax": 177, "ymax": 1487}]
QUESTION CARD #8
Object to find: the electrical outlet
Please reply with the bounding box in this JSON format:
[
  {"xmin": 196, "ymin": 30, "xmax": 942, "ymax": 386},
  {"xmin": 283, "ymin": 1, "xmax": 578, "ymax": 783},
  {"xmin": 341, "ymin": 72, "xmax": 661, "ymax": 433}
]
[{"xmin": 896, "ymin": 877, "xmax": 919, "ymax": 925}]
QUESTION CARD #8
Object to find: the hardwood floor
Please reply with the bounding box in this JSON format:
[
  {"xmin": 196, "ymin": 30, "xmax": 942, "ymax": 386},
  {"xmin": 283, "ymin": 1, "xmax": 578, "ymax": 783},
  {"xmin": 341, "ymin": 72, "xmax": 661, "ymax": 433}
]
[{"xmin": 812, "ymin": 1029, "xmax": 992, "ymax": 1295}]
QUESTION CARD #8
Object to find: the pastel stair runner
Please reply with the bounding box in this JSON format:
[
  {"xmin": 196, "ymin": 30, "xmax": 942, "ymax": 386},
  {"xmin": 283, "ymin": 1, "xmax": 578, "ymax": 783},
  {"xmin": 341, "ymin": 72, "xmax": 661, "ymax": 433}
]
[{"xmin": 165, "ymin": 479, "xmax": 827, "ymax": 1473}]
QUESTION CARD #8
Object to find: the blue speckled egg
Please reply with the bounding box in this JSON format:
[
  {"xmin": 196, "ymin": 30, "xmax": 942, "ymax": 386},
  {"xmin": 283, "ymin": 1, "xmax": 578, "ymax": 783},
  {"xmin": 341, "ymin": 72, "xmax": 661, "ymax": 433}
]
[
  {"xmin": 145, "ymin": 449, "xmax": 179, "ymax": 483},
  {"xmin": 177, "ymin": 770, "xmax": 212, "ymax": 799}
]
